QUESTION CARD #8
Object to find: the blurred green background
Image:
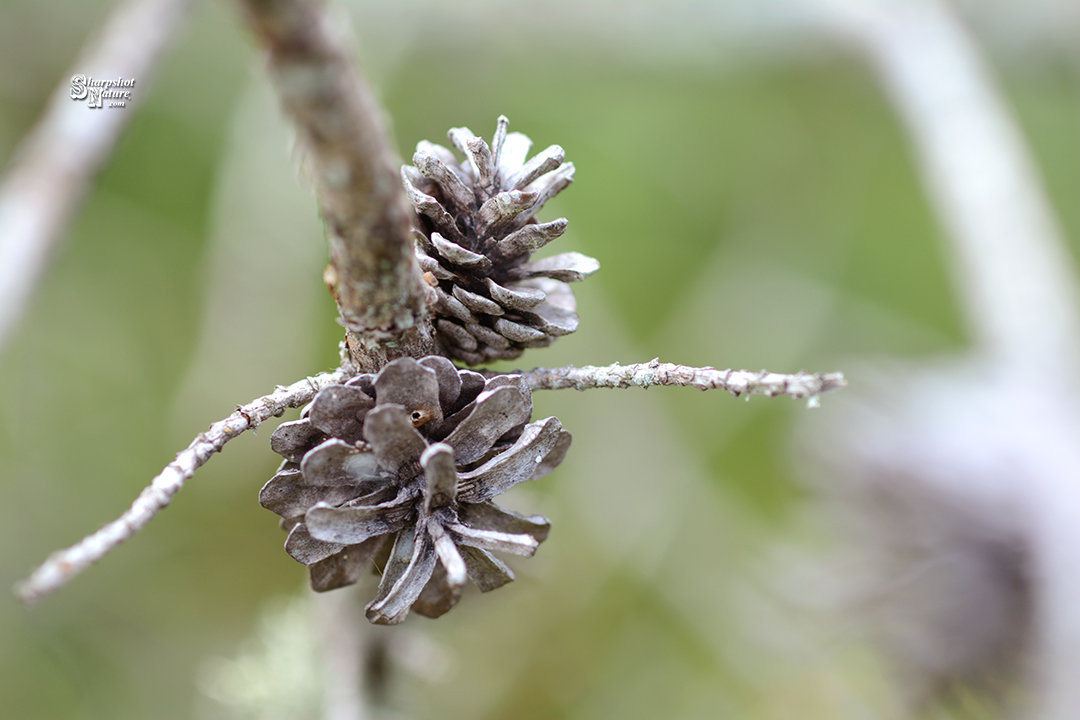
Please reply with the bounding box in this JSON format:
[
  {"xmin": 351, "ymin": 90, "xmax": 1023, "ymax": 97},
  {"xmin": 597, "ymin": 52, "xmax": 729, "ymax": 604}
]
[{"xmin": 2, "ymin": 1, "xmax": 1078, "ymax": 718}]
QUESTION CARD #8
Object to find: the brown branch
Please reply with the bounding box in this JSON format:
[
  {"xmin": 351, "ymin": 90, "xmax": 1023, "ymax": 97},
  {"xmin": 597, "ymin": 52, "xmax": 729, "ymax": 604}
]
[
  {"xmin": 16, "ymin": 366, "xmax": 354, "ymax": 604},
  {"xmin": 0, "ymin": 0, "xmax": 195, "ymax": 356},
  {"xmin": 235, "ymin": 0, "xmax": 432, "ymax": 371},
  {"xmin": 506, "ymin": 359, "xmax": 846, "ymax": 406}
]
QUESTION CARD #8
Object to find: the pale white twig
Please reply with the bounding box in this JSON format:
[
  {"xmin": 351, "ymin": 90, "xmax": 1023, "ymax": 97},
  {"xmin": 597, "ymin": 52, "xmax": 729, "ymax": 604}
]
[
  {"xmin": 16, "ymin": 367, "xmax": 352, "ymax": 604},
  {"xmin": 509, "ymin": 360, "xmax": 845, "ymax": 404},
  {"xmin": 0, "ymin": 0, "xmax": 195, "ymax": 356}
]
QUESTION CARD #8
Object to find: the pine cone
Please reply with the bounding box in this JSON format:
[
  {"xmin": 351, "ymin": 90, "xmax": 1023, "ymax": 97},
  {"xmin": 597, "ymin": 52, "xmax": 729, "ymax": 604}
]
[
  {"xmin": 402, "ymin": 116, "xmax": 599, "ymax": 365},
  {"xmin": 261, "ymin": 356, "xmax": 572, "ymax": 625}
]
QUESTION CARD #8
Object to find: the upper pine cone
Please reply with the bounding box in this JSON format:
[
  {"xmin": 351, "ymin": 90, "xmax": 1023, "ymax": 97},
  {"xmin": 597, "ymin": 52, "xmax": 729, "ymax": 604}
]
[
  {"xmin": 261, "ymin": 356, "xmax": 572, "ymax": 625},
  {"xmin": 402, "ymin": 116, "xmax": 599, "ymax": 365}
]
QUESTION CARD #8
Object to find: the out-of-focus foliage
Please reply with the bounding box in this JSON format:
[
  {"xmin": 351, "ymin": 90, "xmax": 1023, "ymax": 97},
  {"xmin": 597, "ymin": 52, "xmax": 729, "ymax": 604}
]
[{"xmin": 1, "ymin": 1, "xmax": 1077, "ymax": 719}]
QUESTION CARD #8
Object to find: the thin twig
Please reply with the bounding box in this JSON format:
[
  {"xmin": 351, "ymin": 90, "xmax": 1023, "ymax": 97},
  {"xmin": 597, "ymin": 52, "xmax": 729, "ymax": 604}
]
[
  {"xmin": 507, "ymin": 360, "xmax": 846, "ymax": 405},
  {"xmin": 235, "ymin": 0, "xmax": 432, "ymax": 370},
  {"xmin": 0, "ymin": 0, "xmax": 195, "ymax": 356},
  {"xmin": 16, "ymin": 367, "xmax": 353, "ymax": 604}
]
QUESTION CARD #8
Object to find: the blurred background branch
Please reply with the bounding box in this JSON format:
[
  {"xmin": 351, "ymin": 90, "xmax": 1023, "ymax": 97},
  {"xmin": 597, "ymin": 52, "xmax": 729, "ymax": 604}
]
[
  {"xmin": 805, "ymin": 2, "xmax": 1080, "ymax": 718},
  {"xmin": 0, "ymin": 0, "xmax": 194, "ymax": 356},
  {"xmin": 822, "ymin": 0, "xmax": 1080, "ymax": 374}
]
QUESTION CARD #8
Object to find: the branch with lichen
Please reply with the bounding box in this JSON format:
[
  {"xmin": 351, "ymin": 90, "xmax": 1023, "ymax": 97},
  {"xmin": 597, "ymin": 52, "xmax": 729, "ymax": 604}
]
[
  {"xmin": 16, "ymin": 367, "xmax": 352, "ymax": 604},
  {"xmin": 508, "ymin": 360, "xmax": 846, "ymax": 405},
  {"xmin": 15, "ymin": 0, "xmax": 850, "ymax": 611},
  {"xmin": 235, "ymin": 0, "xmax": 433, "ymax": 370},
  {"xmin": 16, "ymin": 357, "xmax": 843, "ymax": 604}
]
